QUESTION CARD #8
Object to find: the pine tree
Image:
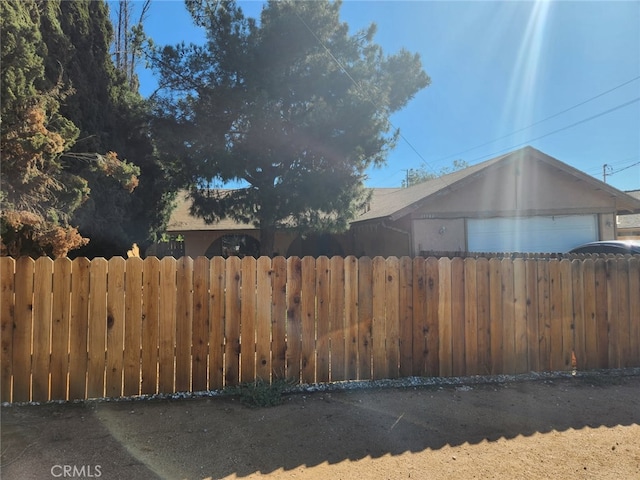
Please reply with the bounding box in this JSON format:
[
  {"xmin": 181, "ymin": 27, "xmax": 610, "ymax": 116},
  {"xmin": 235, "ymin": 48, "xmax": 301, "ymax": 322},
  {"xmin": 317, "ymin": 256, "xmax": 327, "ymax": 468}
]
[
  {"xmin": 37, "ymin": 0, "xmax": 175, "ymax": 257},
  {"xmin": 1, "ymin": 0, "xmax": 88, "ymax": 257},
  {"xmin": 151, "ymin": 0, "xmax": 430, "ymax": 255},
  {"xmin": 1, "ymin": 0, "xmax": 153, "ymax": 258}
]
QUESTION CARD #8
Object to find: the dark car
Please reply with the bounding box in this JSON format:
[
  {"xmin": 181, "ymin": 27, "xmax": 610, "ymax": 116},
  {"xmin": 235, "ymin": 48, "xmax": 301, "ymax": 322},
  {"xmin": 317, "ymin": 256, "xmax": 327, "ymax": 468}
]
[{"xmin": 568, "ymin": 240, "xmax": 640, "ymax": 255}]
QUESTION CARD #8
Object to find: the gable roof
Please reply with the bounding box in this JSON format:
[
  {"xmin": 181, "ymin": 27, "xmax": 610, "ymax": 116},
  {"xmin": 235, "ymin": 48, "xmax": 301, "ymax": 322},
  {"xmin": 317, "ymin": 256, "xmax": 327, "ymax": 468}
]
[
  {"xmin": 353, "ymin": 146, "xmax": 640, "ymax": 224},
  {"xmin": 166, "ymin": 147, "xmax": 640, "ymax": 232}
]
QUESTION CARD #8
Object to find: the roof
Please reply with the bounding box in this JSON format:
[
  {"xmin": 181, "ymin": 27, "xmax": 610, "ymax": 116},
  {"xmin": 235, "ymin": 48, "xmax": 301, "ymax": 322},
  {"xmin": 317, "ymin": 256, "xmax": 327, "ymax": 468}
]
[
  {"xmin": 166, "ymin": 147, "xmax": 640, "ymax": 232},
  {"xmin": 167, "ymin": 190, "xmax": 256, "ymax": 232},
  {"xmin": 355, "ymin": 152, "xmax": 509, "ymax": 222},
  {"xmin": 618, "ymin": 190, "xmax": 640, "ymax": 230}
]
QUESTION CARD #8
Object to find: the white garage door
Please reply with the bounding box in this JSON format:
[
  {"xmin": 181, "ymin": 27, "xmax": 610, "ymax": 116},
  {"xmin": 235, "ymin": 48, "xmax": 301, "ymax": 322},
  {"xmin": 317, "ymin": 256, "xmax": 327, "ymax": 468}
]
[{"xmin": 467, "ymin": 215, "xmax": 598, "ymax": 253}]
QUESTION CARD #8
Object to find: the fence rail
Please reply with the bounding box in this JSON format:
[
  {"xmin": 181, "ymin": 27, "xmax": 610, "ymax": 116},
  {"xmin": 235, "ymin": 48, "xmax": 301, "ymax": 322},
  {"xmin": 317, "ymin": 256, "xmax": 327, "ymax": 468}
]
[{"xmin": 1, "ymin": 255, "xmax": 639, "ymax": 403}]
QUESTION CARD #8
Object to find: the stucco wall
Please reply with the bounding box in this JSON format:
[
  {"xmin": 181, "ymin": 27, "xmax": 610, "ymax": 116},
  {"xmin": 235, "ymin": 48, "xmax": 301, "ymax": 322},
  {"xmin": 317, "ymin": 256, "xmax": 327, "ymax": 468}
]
[
  {"xmin": 412, "ymin": 218, "xmax": 465, "ymax": 254},
  {"xmin": 407, "ymin": 160, "xmax": 620, "ymax": 255}
]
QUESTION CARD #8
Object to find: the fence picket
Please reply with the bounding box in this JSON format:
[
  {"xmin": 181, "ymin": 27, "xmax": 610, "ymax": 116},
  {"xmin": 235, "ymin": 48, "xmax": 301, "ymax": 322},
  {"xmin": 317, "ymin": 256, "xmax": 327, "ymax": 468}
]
[
  {"xmin": 582, "ymin": 259, "xmax": 598, "ymax": 370},
  {"xmin": 464, "ymin": 258, "xmax": 478, "ymax": 376},
  {"xmin": 157, "ymin": 257, "xmax": 175, "ymax": 393},
  {"xmin": 50, "ymin": 258, "xmax": 71, "ymax": 401},
  {"xmin": 593, "ymin": 259, "xmax": 609, "ymax": 368},
  {"xmin": 357, "ymin": 257, "xmax": 373, "ymax": 380},
  {"xmin": 87, "ymin": 258, "xmax": 108, "ymax": 399},
  {"xmin": 141, "ymin": 257, "xmax": 160, "ymax": 395},
  {"xmin": 571, "ymin": 259, "xmax": 586, "ymax": 371},
  {"xmin": 424, "ymin": 257, "xmax": 440, "ymax": 376},
  {"xmin": 501, "ymin": 259, "xmax": 516, "ymax": 375},
  {"xmin": 560, "ymin": 259, "xmax": 574, "ymax": 371},
  {"xmin": 271, "ymin": 256, "xmax": 287, "ymax": 380},
  {"xmin": 32, "ymin": 257, "xmax": 53, "ymax": 402},
  {"xmin": 513, "ymin": 258, "xmax": 528, "ymax": 374},
  {"xmin": 537, "ymin": 260, "xmax": 551, "ymax": 371},
  {"xmin": 123, "ymin": 257, "xmax": 143, "ymax": 396},
  {"xmin": 225, "ymin": 256, "xmax": 241, "ymax": 386},
  {"xmin": 255, "ymin": 257, "xmax": 273, "ymax": 382},
  {"xmin": 489, "ymin": 258, "xmax": 503, "ymax": 375},
  {"xmin": 438, "ymin": 257, "xmax": 452, "ymax": 377},
  {"xmin": 158, "ymin": 257, "xmax": 177, "ymax": 393},
  {"xmin": 69, "ymin": 258, "xmax": 90, "ymax": 401},
  {"xmin": 315, "ymin": 256, "xmax": 331, "ymax": 382},
  {"xmin": 385, "ymin": 257, "xmax": 400, "ymax": 379},
  {"xmin": 330, "ymin": 256, "xmax": 346, "ymax": 381},
  {"xmin": 616, "ymin": 258, "xmax": 631, "ymax": 368},
  {"xmin": 450, "ymin": 257, "xmax": 465, "ymax": 376},
  {"xmin": 301, "ymin": 256, "xmax": 316, "ymax": 384},
  {"xmin": 345, "ymin": 256, "xmax": 359, "ymax": 380},
  {"xmin": 287, "ymin": 257, "xmax": 302, "ymax": 382},
  {"xmin": 548, "ymin": 260, "xmax": 563, "ymax": 371},
  {"xmin": 13, "ymin": 257, "xmax": 34, "ymax": 402},
  {"xmin": 176, "ymin": 257, "xmax": 194, "ymax": 392},
  {"xmin": 398, "ymin": 257, "xmax": 413, "ymax": 377},
  {"xmin": 525, "ymin": 259, "xmax": 539, "ymax": 372},
  {"xmin": 209, "ymin": 257, "xmax": 225, "ymax": 389},
  {"xmin": 372, "ymin": 257, "xmax": 387, "ymax": 380},
  {"xmin": 0, "ymin": 257, "xmax": 15, "ymax": 403},
  {"xmin": 106, "ymin": 257, "xmax": 126, "ymax": 398},
  {"xmin": 192, "ymin": 257, "xmax": 210, "ymax": 392},
  {"xmin": 240, "ymin": 256, "xmax": 256, "ymax": 384},
  {"xmin": 475, "ymin": 258, "xmax": 491, "ymax": 375},
  {"xmin": 411, "ymin": 257, "xmax": 427, "ymax": 376}
]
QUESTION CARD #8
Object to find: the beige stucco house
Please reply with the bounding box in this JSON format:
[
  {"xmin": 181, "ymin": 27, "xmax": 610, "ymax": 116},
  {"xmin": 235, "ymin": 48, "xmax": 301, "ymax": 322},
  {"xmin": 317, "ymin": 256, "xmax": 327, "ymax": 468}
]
[{"xmin": 150, "ymin": 147, "xmax": 640, "ymax": 258}]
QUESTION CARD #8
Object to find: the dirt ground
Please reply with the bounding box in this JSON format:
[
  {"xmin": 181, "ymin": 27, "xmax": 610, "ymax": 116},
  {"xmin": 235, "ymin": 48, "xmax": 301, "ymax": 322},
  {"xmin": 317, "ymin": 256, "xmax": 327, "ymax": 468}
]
[{"xmin": 2, "ymin": 372, "xmax": 640, "ymax": 480}]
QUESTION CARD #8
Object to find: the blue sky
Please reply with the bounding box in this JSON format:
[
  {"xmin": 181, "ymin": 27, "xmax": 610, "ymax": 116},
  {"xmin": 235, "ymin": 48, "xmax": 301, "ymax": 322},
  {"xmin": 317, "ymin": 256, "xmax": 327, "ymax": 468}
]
[{"xmin": 117, "ymin": 0, "xmax": 640, "ymax": 192}]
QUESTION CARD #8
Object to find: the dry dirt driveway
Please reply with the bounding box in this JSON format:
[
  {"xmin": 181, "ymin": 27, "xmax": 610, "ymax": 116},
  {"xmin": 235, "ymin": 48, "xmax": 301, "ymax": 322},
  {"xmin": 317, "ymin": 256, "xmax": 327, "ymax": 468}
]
[{"xmin": 2, "ymin": 372, "xmax": 640, "ymax": 480}]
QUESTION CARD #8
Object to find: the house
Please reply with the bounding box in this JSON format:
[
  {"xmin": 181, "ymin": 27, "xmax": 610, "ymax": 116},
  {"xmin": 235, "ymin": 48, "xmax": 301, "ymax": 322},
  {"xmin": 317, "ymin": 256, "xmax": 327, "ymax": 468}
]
[
  {"xmin": 617, "ymin": 190, "xmax": 640, "ymax": 240},
  {"xmin": 151, "ymin": 147, "xmax": 640, "ymax": 258}
]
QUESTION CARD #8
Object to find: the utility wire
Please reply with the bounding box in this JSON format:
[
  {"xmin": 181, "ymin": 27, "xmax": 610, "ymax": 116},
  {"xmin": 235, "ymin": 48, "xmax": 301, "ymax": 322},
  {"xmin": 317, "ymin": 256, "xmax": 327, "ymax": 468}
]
[
  {"xmin": 464, "ymin": 97, "xmax": 640, "ymax": 165},
  {"xmin": 429, "ymin": 75, "xmax": 640, "ymax": 166},
  {"xmin": 294, "ymin": 8, "xmax": 640, "ymax": 186},
  {"xmin": 584, "ymin": 155, "xmax": 639, "ymax": 176},
  {"xmin": 610, "ymin": 161, "xmax": 640, "ymax": 176}
]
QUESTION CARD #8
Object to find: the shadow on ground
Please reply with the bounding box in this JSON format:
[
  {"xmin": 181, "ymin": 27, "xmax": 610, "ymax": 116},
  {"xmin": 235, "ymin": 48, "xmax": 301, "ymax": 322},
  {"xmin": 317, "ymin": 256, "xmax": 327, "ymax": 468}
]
[{"xmin": 2, "ymin": 373, "xmax": 639, "ymax": 479}]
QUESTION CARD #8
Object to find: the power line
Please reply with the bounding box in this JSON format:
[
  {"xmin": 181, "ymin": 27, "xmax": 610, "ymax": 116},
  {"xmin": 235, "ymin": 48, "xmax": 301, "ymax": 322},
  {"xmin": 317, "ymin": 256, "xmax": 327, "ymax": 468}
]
[
  {"xmin": 610, "ymin": 161, "xmax": 640, "ymax": 176},
  {"xmin": 584, "ymin": 155, "xmax": 639, "ymax": 176},
  {"xmin": 429, "ymin": 75, "xmax": 640, "ymax": 166},
  {"xmin": 294, "ymin": 8, "xmax": 640, "ymax": 187},
  {"xmin": 463, "ymin": 96, "xmax": 640, "ymax": 165}
]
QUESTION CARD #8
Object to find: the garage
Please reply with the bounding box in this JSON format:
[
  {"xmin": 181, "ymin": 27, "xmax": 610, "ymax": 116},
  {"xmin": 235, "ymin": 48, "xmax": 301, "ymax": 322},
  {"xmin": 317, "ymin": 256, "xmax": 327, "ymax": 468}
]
[{"xmin": 466, "ymin": 215, "xmax": 598, "ymax": 253}]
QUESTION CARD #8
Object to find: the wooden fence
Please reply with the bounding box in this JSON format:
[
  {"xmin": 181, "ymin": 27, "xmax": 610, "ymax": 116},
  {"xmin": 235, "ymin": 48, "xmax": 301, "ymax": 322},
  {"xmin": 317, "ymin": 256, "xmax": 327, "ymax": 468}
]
[{"xmin": 1, "ymin": 255, "xmax": 639, "ymax": 403}]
